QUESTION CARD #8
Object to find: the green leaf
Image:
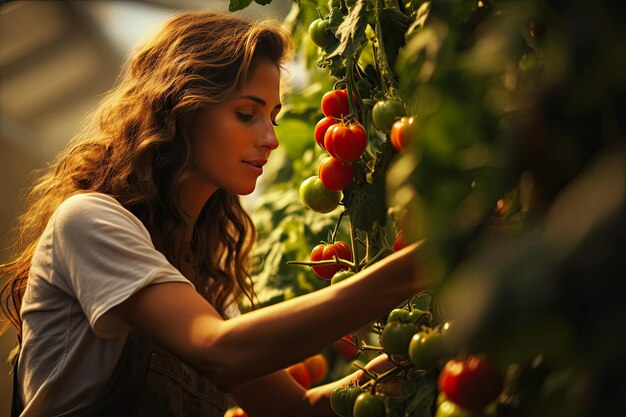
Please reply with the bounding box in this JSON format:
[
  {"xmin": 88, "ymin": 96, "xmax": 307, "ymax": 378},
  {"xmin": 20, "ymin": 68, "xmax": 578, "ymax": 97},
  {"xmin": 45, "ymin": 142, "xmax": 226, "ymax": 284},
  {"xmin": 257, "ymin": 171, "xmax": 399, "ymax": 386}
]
[
  {"xmin": 406, "ymin": 1, "xmax": 431, "ymax": 37},
  {"xmin": 327, "ymin": 6, "xmax": 344, "ymax": 31},
  {"xmin": 410, "ymin": 293, "xmax": 433, "ymax": 311},
  {"xmin": 344, "ymin": 141, "xmax": 398, "ymax": 233},
  {"xmin": 229, "ymin": 0, "xmax": 253, "ymax": 12},
  {"xmin": 328, "ymin": 0, "xmax": 368, "ymax": 60},
  {"xmin": 344, "ymin": 179, "xmax": 387, "ymax": 233},
  {"xmin": 379, "ymin": 8, "xmax": 411, "ymax": 67},
  {"xmin": 254, "ymin": 0, "xmax": 273, "ymax": 5}
]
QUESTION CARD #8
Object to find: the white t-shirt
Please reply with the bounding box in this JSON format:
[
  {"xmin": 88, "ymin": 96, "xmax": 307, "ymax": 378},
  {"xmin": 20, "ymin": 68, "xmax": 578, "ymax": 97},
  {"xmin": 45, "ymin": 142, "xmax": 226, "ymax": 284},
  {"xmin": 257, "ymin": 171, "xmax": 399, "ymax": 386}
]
[{"xmin": 16, "ymin": 192, "xmax": 237, "ymax": 416}]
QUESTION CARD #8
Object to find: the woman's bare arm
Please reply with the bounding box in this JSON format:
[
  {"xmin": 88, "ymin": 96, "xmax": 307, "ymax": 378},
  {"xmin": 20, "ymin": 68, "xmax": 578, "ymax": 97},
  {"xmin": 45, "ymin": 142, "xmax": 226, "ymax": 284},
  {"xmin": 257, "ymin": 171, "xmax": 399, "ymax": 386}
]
[
  {"xmin": 230, "ymin": 354, "xmax": 395, "ymax": 417},
  {"xmin": 110, "ymin": 242, "xmax": 426, "ymax": 392}
]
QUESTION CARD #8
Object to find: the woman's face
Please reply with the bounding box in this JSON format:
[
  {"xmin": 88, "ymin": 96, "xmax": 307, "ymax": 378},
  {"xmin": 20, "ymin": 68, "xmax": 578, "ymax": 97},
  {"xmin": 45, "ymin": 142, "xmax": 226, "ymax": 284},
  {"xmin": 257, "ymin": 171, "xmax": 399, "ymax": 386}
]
[{"xmin": 190, "ymin": 58, "xmax": 281, "ymax": 196}]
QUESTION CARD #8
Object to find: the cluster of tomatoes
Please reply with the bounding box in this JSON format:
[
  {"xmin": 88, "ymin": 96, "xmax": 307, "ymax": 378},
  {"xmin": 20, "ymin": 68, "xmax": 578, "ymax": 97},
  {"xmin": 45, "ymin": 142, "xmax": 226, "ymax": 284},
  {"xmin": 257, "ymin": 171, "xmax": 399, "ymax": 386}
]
[
  {"xmin": 299, "ymin": 89, "xmax": 420, "ymax": 215},
  {"xmin": 329, "ymin": 304, "xmax": 504, "ymax": 417},
  {"xmin": 299, "ymin": 89, "xmax": 365, "ymax": 215}
]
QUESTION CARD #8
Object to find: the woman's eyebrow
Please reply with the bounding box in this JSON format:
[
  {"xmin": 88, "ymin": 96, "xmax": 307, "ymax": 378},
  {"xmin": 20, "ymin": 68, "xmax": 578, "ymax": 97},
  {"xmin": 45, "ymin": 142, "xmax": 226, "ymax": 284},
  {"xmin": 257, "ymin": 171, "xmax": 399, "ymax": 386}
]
[{"xmin": 237, "ymin": 95, "xmax": 282, "ymax": 110}]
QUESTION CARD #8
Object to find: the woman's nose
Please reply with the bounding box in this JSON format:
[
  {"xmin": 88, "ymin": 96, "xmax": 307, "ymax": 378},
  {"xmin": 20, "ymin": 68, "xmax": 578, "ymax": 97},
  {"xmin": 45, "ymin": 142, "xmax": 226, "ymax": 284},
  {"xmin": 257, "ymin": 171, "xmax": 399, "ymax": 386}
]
[{"xmin": 259, "ymin": 125, "xmax": 279, "ymax": 150}]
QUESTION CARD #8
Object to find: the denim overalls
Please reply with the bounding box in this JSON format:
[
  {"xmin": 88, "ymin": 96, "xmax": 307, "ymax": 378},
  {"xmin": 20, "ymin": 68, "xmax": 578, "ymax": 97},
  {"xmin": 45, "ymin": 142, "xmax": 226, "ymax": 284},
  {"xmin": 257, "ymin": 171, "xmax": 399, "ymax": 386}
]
[{"xmin": 11, "ymin": 332, "xmax": 228, "ymax": 417}]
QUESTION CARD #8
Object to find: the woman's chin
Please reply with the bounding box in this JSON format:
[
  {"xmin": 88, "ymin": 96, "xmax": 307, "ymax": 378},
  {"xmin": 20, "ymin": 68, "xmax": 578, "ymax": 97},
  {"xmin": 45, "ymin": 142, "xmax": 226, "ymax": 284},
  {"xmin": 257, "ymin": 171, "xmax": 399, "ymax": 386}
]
[{"xmin": 230, "ymin": 182, "xmax": 257, "ymax": 196}]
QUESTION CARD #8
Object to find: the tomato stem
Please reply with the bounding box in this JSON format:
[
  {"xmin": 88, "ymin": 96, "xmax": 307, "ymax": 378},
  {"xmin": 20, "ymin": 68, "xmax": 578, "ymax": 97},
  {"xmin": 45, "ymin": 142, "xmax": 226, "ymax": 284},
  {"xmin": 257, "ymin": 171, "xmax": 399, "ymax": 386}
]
[
  {"xmin": 348, "ymin": 213, "xmax": 361, "ymax": 273},
  {"xmin": 359, "ymin": 344, "xmax": 385, "ymax": 352},
  {"xmin": 361, "ymin": 247, "xmax": 394, "ymax": 269},
  {"xmin": 361, "ymin": 363, "xmax": 412, "ymax": 391},
  {"xmin": 330, "ymin": 210, "xmax": 348, "ymax": 243},
  {"xmin": 351, "ymin": 362, "xmax": 379, "ymax": 381},
  {"xmin": 355, "ymin": 237, "xmax": 367, "ymax": 248},
  {"xmin": 372, "ymin": 0, "xmax": 397, "ymax": 95},
  {"xmin": 345, "ymin": 57, "xmax": 363, "ymax": 126}
]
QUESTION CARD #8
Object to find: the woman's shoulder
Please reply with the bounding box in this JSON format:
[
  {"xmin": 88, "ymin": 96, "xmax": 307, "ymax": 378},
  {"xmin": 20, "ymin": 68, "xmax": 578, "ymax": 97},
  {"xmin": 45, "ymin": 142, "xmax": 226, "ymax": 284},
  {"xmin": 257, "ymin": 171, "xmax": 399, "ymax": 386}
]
[
  {"xmin": 60, "ymin": 191, "xmax": 122, "ymax": 209},
  {"xmin": 53, "ymin": 192, "xmax": 148, "ymax": 237}
]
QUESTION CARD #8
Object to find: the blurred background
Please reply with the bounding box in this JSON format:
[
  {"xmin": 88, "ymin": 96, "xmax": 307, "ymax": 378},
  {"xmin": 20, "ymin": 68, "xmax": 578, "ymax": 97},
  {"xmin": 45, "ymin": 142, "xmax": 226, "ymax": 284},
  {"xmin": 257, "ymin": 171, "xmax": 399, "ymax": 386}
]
[{"xmin": 0, "ymin": 1, "xmax": 291, "ymax": 413}]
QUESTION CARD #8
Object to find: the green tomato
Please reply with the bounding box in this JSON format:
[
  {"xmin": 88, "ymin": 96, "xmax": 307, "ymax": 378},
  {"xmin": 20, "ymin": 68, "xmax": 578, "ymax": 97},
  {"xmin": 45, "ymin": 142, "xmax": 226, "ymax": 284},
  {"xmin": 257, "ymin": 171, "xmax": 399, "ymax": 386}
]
[
  {"xmin": 309, "ymin": 18, "xmax": 334, "ymax": 48},
  {"xmin": 408, "ymin": 308, "xmax": 430, "ymax": 326},
  {"xmin": 346, "ymin": 386, "xmax": 366, "ymax": 417},
  {"xmin": 380, "ymin": 321, "xmax": 419, "ymax": 355},
  {"xmin": 387, "ymin": 308, "xmax": 410, "ymax": 323},
  {"xmin": 372, "ymin": 99, "xmax": 406, "ymax": 133},
  {"xmin": 330, "ymin": 386, "xmax": 349, "ymax": 417},
  {"xmin": 353, "ymin": 392, "xmax": 386, "ymax": 417},
  {"xmin": 408, "ymin": 331, "xmax": 452, "ymax": 370},
  {"xmin": 299, "ymin": 176, "xmax": 342, "ymax": 213},
  {"xmin": 331, "ymin": 270, "xmax": 355, "ymax": 285}
]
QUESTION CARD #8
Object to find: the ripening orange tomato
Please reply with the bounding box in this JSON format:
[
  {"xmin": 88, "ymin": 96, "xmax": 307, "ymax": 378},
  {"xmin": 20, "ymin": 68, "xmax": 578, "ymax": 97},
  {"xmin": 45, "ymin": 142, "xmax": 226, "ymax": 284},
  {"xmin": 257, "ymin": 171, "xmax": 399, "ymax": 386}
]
[
  {"xmin": 390, "ymin": 116, "xmax": 418, "ymax": 152},
  {"xmin": 303, "ymin": 354, "xmax": 328, "ymax": 383},
  {"xmin": 286, "ymin": 362, "xmax": 312, "ymax": 389}
]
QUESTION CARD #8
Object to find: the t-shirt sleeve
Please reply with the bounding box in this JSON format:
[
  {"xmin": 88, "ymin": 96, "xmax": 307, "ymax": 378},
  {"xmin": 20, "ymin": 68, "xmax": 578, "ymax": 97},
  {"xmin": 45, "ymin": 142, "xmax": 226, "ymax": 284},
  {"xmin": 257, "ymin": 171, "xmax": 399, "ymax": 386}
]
[{"xmin": 52, "ymin": 193, "xmax": 194, "ymax": 338}]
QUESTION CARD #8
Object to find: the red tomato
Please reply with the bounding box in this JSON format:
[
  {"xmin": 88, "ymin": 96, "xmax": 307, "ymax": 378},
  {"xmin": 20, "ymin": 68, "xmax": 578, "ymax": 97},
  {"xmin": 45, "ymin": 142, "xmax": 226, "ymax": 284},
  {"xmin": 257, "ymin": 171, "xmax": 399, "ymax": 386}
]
[
  {"xmin": 332, "ymin": 334, "xmax": 360, "ymax": 360},
  {"xmin": 393, "ymin": 231, "xmax": 407, "ymax": 251},
  {"xmin": 321, "ymin": 89, "xmax": 350, "ymax": 118},
  {"xmin": 318, "ymin": 157, "xmax": 353, "ymax": 191},
  {"xmin": 303, "ymin": 354, "xmax": 328, "ymax": 383},
  {"xmin": 286, "ymin": 362, "xmax": 312, "ymax": 389},
  {"xmin": 438, "ymin": 356, "xmax": 503, "ymax": 410},
  {"xmin": 390, "ymin": 116, "xmax": 418, "ymax": 152},
  {"xmin": 310, "ymin": 241, "xmax": 352, "ymax": 279},
  {"xmin": 324, "ymin": 122, "xmax": 367, "ymax": 161},
  {"xmin": 314, "ymin": 116, "xmax": 336, "ymax": 150}
]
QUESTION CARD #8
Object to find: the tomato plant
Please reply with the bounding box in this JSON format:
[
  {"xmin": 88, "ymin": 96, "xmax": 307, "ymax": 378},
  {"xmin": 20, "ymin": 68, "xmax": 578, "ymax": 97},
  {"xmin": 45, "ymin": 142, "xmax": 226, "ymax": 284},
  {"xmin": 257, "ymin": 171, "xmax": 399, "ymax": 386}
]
[
  {"xmin": 315, "ymin": 116, "xmax": 336, "ymax": 150},
  {"xmin": 372, "ymin": 99, "xmax": 406, "ymax": 133},
  {"xmin": 299, "ymin": 176, "xmax": 342, "ymax": 213},
  {"xmin": 232, "ymin": 0, "xmax": 620, "ymax": 415},
  {"xmin": 390, "ymin": 116, "xmax": 418, "ymax": 152},
  {"xmin": 322, "ymin": 89, "xmax": 350, "ymax": 119},
  {"xmin": 310, "ymin": 241, "xmax": 352, "ymax": 280},
  {"xmin": 438, "ymin": 356, "xmax": 503, "ymax": 411},
  {"xmin": 318, "ymin": 157, "xmax": 353, "ymax": 191},
  {"xmin": 324, "ymin": 122, "xmax": 367, "ymax": 162}
]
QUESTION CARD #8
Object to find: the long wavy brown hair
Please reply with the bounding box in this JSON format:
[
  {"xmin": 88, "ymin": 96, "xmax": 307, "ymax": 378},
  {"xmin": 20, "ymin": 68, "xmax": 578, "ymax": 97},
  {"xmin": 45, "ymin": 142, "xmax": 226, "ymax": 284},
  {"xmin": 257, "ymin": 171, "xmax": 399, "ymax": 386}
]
[{"xmin": 0, "ymin": 11, "xmax": 293, "ymax": 340}]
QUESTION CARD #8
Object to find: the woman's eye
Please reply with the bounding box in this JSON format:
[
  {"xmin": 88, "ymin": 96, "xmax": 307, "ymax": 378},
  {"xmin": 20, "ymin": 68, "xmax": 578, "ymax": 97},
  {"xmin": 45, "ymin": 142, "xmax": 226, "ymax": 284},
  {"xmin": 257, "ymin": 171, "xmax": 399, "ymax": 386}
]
[{"xmin": 236, "ymin": 112, "xmax": 253, "ymax": 122}]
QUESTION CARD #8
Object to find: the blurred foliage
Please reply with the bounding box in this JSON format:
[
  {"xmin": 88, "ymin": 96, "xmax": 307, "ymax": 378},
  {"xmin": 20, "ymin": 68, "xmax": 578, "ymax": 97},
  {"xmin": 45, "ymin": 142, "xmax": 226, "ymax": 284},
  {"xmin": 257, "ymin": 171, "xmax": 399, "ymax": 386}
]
[{"xmin": 234, "ymin": 0, "xmax": 626, "ymax": 415}]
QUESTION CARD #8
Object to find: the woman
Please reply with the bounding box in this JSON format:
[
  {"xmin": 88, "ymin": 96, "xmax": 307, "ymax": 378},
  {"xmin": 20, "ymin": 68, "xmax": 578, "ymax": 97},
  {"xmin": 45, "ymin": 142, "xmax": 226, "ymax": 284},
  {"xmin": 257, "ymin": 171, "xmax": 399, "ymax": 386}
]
[{"xmin": 0, "ymin": 11, "xmax": 423, "ymax": 417}]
